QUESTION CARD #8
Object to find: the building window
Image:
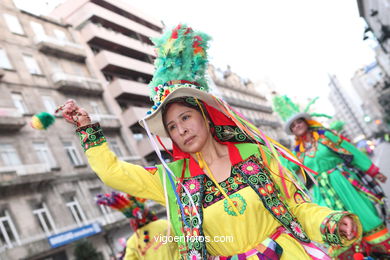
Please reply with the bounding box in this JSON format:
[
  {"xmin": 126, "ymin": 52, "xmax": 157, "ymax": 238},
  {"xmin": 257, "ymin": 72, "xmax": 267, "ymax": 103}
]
[
  {"xmin": 0, "ymin": 144, "xmax": 21, "ymax": 166},
  {"xmin": 42, "ymin": 96, "xmax": 57, "ymax": 114},
  {"xmin": 63, "ymin": 142, "xmax": 83, "ymax": 166},
  {"xmin": 3, "ymin": 14, "xmax": 24, "ymax": 35},
  {"xmin": 54, "ymin": 29, "xmax": 68, "ymax": 42},
  {"xmin": 30, "ymin": 21, "xmax": 46, "ymax": 38},
  {"xmin": 110, "ymin": 140, "xmax": 124, "ymax": 157},
  {"xmin": 90, "ymin": 101, "xmax": 102, "ymax": 115},
  {"xmin": 22, "ymin": 54, "xmax": 42, "ymax": 75},
  {"xmin": 11, "ymin": 93, "xmax": 29, "ymax": 114},
  {"xmin": 65, "ymin": 196, "xmax": 87, "ymax": 226},
  {"xmin": 33, "ymin": 142, "xmax": 56, "ymax": 168},
  {"xmin": 49, "ymin": 58, "xmax": 63, "ymax": 73},
  {"xmin": 0, "ymin": 48, "xmax": 13, "ymax": 70},
  {"xmin": 71, "ymin": 62, "xmax": 86, "ymax": 76},
  {"xmin": 0, "ymin": 209, "xmax": 20, "ymax": 249},
  {"xmin": 32, "ymin": 202, "xmax": 56, "ymax": 236}
]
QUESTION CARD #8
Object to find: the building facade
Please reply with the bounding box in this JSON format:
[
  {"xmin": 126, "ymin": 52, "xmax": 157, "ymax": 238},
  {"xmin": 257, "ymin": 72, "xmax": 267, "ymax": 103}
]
[
  {"xmin": 50, "ymin": 0, "xmax": 173, "ymax": 165},
  {"xmin": 0, "ymin": 0, "xmax": 139, "ymax": 259},
  {"xmin": 328, "ymin": 75, "xmax": 371, "ymax": 141},
  {"xmin": 351, "ymin": 62, "xmax": 389, "ymax": 133},
  {"xmin": 357, "ymin": 0, "xmax": 390, "ymax": 124},
  {"xmin": 208, "ymin": 65, "xmax": 289, "ymax": 145}
]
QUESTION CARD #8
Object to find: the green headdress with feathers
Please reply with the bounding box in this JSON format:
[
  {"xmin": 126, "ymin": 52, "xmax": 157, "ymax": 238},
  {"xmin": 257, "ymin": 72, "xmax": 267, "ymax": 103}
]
[
  {"xmin": 272, "ymin": 95, "xmax": 332, "ymax": 134},
  {"xmin": 146, "ymin": 24, "xmax": 211, "ymax": 114}
]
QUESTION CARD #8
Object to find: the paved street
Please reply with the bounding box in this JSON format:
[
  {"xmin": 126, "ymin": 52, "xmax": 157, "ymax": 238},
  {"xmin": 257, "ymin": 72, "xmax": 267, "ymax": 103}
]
[
  {"xmin": 372, "ymin": 142, "xmax": 390, "ymax": 197},
  {"xmin": 372, "ymin": 142, "xmax": 390, "ymax": 226}
]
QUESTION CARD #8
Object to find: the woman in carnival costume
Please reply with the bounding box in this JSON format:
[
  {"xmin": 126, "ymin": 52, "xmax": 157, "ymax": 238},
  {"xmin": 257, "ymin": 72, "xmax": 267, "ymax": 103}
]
[
  {"xmin": 273, "ymin": 95, "xmax": 389, "ymax": 259},
  {"xmin": 96, "ymin": 192, "xmax": 178, "ymax": 259},
  {"xmin": 59, "ymin": 25, "xmax": 362, "ymax": 259}
]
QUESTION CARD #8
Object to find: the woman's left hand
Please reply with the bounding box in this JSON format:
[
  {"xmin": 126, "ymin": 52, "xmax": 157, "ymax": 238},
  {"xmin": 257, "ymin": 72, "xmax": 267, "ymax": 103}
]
[
  {"xmin": 338, "ymin": 216, "xmax": 358, "ymax": 240},
  {"xmin": 375, "ymin": 173, "xmax": 387, "ymax": 183}
]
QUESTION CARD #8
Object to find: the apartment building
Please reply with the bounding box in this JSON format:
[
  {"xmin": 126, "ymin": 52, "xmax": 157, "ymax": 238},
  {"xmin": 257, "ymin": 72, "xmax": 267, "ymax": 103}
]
[
  {"xmin": 208, "ymin": 65, "xmax": 287, "ymax": 144},
  {"xmin": 328, "ymin": 75, "xmax": 370, "ymax": 141},
  {"xmin": 0, "ymin": 0, "xmax": 138, "ymax": 259},
  {"xmin": 50, "ymin": 0, "xmax": 173, "ymax": 165}
]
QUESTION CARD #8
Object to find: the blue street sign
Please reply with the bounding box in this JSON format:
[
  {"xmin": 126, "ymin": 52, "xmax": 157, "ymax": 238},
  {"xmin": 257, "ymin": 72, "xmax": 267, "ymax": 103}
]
[{"xmin": 48, "ymin": 223, "xmax": 102, "ymax": 248}]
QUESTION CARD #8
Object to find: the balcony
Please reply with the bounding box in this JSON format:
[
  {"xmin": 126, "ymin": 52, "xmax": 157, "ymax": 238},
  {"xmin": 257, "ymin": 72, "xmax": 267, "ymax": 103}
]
[
  {"xmin": 122, "ymin": 106, "xmax": 149, "ymax": 128},
  {"xmin": 66, "ymin": 2, "xmax": 160, "ymax": 39},
  {"xmin": 90, "ymin": 114, "xmax": 121, "ymax": 130},
  {"xmin": 136, "ymin": 135, "xmax": 172, "ymax": 158},
  {"xmin": 34, "ymin": 35, "xmax": 86, "ymax": 62},
  {"xmin": 0, "ymin": 108, "xmax": 25, "ymax": 130},
  {"xmin": 253, "ymin": 118, "xmax": 281, "ymax": 128},
  {"xmin": 51, "ymin": 72, "xmax": 104, "ymax": 96},
  {"xmin": 0, "ymin": 163, "xmax": 54, "ymax": 187},
  {"xmin": 109, "ymin": 78, "xmax": 150, "ymax": 103},
  {"xmin": 95, "ymin": 50, "xmax": 154, "ymax": 80},
  {"xmin": 81, "ymin": 22, "xmax": 155, "ymax": 58},
  {"xmin": 223, "ymin": 96, "xmax": 273, "ymax": 113},
  {"xmin": 0, "ymin": 163, "xmax": 51, "ymax": 176}
]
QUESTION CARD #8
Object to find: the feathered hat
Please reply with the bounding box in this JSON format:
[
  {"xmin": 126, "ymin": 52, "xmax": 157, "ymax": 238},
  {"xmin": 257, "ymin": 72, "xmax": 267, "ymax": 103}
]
[
  {"xmin": 138, "ymin": 24, "xmax": 225, "ymax": 137},
  {"xmin": 272, "ymin": 95, "xmax": 331, "ymax": 134},
  {"xmin": 96, "ymin": 192, "xmax": 157, "ymax": 230}
]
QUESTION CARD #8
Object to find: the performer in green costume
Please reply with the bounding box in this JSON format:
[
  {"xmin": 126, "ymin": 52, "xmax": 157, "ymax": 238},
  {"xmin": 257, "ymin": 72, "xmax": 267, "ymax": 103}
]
[{"xmin": 273, "ymin": 95, "xmax": 389, "ymax": 259}]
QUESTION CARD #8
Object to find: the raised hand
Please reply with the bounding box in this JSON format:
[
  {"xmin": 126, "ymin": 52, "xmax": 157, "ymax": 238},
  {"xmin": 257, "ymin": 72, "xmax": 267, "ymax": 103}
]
[
  {"xmin": 57, "ymin": 99, "xmax": 91, "ymax": 127},
  {"xmin": 375, "ymin": 173, "xmax": 387, "ymax": 183}
]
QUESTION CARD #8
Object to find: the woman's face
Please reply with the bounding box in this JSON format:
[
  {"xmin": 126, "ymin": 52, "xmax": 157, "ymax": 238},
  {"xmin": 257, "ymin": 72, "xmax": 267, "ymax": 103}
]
[
  {"xmin": 290, "ymin": 118, "xmax": 309, "ymax": 137},
  {"xmin": 164, "ymin": 103, "xmax": 211, "ymax": 154}
]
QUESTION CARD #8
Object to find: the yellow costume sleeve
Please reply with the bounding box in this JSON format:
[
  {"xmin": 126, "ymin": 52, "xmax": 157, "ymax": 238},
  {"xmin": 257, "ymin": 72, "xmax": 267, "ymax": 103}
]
[
  {"xmin": 269, "ymin": 158, "xmax": 362, "ymax": 247},
  {"xmin": 85, "ymin": 142, "xmax": 165, "ymax": 205}
]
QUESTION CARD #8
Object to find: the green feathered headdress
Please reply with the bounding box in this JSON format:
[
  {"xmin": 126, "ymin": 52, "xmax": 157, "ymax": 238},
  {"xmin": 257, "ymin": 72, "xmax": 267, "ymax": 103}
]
[
  {"xmin": 147, "ymin": 24, "xmax": 211, "ymax": 112},
  {"xmin": 272, "ymin": 95, "xmax": 332, "ymax": 134}
]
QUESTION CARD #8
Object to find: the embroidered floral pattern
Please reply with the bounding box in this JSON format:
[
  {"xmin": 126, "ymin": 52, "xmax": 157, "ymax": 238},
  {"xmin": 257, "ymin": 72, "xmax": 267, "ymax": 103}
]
[
  {"xmin": 291, "ymin": 221, "xmax": 306, "ymax": 239},
  {"xmin": 76, "ymin": 123, "xmax": 106, "ymax": 152},
  {"xmin": 294, "ymin": 190, "xmax": 309, "ymax": 204},
  {"xmin": 214, "ymin": 125, "xmax": 252, "ymax": 143},
  {"xmin": 240, "ymin": 161, "xmax": 260, "ymax": 175},
  {"xmin": 180, "ymin": 175, "xmax": 207, "ymax": 259},
  {"xmin": 188, "ymin": 249, "xmax": 202, "ymax": 260},
  {"xmin": 223, "ymin": 193, "xmax": 247, "ymax": 216},
  {"xmin": 203, "ymin": 167, "xmax": 248, "ymax": 208},
  {"xmin": 177, "ymin": 154, "xmax": 311, "ymax": 258},
  {"xmin": 238, "ymin": 156, "xmax": 310, "ymax": 243},
  {"xmin": 320, "ymin": 211, "xmax": 349, "ymax": 245},
  {"xmin": 184, "ymin": 179, "xmax": 201, "ymax": 194}
]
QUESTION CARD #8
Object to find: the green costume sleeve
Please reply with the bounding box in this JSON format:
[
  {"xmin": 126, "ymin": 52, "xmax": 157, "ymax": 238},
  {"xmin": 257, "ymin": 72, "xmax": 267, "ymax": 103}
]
[{"xmin": 324, "ymin": 131, "xmax": 379, "ymax": 176}]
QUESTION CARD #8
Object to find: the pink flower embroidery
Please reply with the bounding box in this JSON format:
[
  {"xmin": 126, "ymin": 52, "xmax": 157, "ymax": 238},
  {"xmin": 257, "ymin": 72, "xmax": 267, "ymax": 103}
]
[
  {"xmin": 189, "ymin": 249, "xmax": 202, "ymax": 260},
  {"xmin": 240, "ymin": 162, "xmax": 260, "ymax": 175},
  {"xmin": 291, "ymin": 221, "xmax": 305, "ymax": 238},
  {"xmin": 184, "ymin": 179, "xmax": 200, "ymax": 194}
]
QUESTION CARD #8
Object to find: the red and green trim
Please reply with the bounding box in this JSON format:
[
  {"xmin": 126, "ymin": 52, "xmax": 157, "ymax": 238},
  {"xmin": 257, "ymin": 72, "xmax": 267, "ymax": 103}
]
[{"xmin": 76, "ymin": 123, "xmax": 106, "ymax": 152}]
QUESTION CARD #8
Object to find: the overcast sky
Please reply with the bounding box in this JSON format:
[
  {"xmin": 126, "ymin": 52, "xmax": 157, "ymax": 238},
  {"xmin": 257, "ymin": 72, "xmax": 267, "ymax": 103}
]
[{"xmin": 15, "ymin": 0, "xmax": 377, "ymax": 114}]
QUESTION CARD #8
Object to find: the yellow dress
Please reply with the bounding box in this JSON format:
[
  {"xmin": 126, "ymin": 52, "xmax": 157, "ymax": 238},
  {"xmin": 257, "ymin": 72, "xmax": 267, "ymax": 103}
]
[
  {"xmin": 124, "ymin": 219, "xmax": 178, "ymax": 260},
  {"xmin": 86, "ymin": 143, "xmax": 361, "ymax": 259}
]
